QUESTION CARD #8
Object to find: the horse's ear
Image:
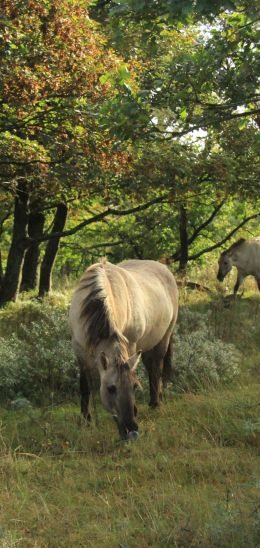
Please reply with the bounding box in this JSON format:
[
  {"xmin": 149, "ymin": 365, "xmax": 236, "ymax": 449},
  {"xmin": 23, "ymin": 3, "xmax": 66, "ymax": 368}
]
[
  {"xmin": 100, "ymin": 352, "xmax": 109, "ymax": 370},
  {"xmin": 128, "ymin": 352, "xmax": 141, "ymax": 372}
]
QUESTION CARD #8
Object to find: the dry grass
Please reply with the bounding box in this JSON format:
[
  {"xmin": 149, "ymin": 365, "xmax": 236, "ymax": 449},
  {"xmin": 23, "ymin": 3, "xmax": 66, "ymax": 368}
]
[{"xmin": 0, "ymin": 288, "xmax": 259, "ymax": 547}]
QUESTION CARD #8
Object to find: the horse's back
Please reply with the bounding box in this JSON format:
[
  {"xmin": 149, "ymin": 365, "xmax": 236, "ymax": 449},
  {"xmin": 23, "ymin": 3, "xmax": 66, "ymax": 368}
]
[
  {"xmin": 119, "ymin": 259, "xmax": 177, "ymax": 302},
  {"xmin": 117, "ymin": 260, "xmax": 178, "ymax": 350},
  {"xmin": 249, "ymin": 237, "xmax": 260, "ymax": 275},
  {"xmin": 69, "ymin": 259, "xmax": 178, "ymax": 358},
  {"xmin": 237, "ymin": 237, "xmax": 260, "ymax": 275}
]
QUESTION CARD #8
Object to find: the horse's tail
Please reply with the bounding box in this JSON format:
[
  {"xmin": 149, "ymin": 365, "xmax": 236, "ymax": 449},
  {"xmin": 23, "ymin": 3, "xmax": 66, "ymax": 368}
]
[{"xmin": 162, "ymin": 336, "xmax": 173, "ymax": 383}]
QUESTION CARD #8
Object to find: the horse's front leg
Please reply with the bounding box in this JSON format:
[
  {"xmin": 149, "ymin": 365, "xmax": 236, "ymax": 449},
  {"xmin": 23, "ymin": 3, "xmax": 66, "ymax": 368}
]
[
  {"xmin": 79, "ymin": 367, "xmax": 91, "ymax": 422},
  {"xmin": 234, "ymin": 271, "xmax": 244, "ymax": 294},
  {"xmin": 142, "ymin": 351, "xmax": 163, "ymax": 408},
  {"xmin": 149, "ymin": 361, "xmax": 163, "ymax": 408}
]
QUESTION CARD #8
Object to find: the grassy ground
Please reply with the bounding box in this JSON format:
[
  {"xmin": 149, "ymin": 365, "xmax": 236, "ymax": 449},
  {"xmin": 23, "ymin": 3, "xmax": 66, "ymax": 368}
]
[{"xmin": 0, "ymin": 287, "xmax": 259, "ymax": 547}]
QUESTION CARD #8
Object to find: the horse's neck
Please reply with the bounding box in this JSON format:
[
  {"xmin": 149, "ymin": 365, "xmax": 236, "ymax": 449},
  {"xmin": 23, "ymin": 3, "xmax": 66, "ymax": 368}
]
[
  {"xmin": 230, "ymin": 244, "xmax": 246, "ymax": 268},
  {"xmin": 99, "ymin": 336, "xmax": 128, "ymax": 364},
  {"xmin": 105, "ymin": 268, "xmax": 130, "ymax": 332}
]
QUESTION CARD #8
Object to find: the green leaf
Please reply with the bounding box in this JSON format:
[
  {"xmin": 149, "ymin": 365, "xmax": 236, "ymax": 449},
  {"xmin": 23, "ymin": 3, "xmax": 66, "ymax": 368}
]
[{"xmin": 180, "ymin": 108, "xmax": 188, "ymax": 121}]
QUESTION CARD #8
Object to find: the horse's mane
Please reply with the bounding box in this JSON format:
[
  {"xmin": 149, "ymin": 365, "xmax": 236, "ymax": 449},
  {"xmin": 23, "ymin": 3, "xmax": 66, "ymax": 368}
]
[
  {"xmin": 78, "ymin": 262, "xmax": 128, "ymax": 356},
  {"xmin": 223, "ymin": 238, "xmax": 246, "ymax": 255}
]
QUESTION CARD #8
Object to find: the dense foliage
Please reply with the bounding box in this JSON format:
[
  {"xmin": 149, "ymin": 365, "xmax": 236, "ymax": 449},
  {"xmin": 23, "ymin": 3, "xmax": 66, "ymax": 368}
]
[
  {"xmin": 0, "ymin": 299, "xmax": 243, "ymax": 405},
  {"xmin": 0, "ymin": 0, "xmax": 259, "ymax": 302},
  {"xmin": 172, "ymin": 309, "xmax": 240, "ymax": 390},
  {"xmin": 0, "ymin": 302, "xmax": 76, "ymax": 402}
]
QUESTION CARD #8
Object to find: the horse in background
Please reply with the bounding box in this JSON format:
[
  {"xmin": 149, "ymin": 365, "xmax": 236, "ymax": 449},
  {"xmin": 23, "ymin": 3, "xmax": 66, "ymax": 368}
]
[
  {"xmin": 217, "ymin": 237, "xmax": 260, "ymax": 294},
  {"xmin": 69, "ymin": 259, "xmax": 178, "ymax": 439}
]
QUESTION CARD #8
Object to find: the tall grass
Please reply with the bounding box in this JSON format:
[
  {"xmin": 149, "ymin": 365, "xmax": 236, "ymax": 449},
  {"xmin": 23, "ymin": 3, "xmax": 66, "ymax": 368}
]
[{"xmin": 0, "ymin": 283, "xmax": 259, "ymax": 547}]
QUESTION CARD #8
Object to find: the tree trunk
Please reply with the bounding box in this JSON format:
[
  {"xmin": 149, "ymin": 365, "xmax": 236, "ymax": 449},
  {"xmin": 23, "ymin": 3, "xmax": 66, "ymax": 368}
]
[
  {"xmin": 20, "ymin": 207, "xmax": 45, "ymax": 292},
  {"xmin": 0, "ymin": 180, "xmax": 29, "ymax": 306},
  {"xmin": 0, "ymin": 251, "xmax": 3, "ymax": 286},
  {"xmin": 178, "ymin": 204, "xmax": 188, "ymax": 272},
  {"xmin": 38, "ymin": 203, "xmax": 68, "ymax": 297}
]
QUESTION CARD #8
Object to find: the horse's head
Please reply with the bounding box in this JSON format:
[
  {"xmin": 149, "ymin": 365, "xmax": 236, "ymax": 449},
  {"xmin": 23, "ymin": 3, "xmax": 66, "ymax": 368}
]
[
  {"xmin": 98, "ymin": 350, "xmax": 141, "ymax": 440},
  {"xmin": 217, "ymin": 252, "xmax": 233, "ymax": 282}
]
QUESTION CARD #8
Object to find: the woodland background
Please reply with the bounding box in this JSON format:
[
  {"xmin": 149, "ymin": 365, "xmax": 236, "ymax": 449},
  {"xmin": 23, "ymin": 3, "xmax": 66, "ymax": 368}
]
[
  {"xmin": 0, "ymin": 0, "xmax": 259, "ymax": 302},
  {"xmin": 0, "ymin": 1, "xmax": 259, "ymax": 546}
]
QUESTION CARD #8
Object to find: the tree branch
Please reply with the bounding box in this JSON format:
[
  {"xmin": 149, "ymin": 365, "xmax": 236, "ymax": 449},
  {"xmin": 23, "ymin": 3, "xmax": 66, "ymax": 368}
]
[
  {"xmin": 188, "ymin": 212, "xmax": 260, "ymax": 261},
  {"xmin": 0, "ymin": 158, "xmax": 61, "ymax": 166},
  {"xmin": 60, "ymin": 240, "xmax": 124, "ymax": 251},
  {"xmin": 169, "ymin": 199, "xmax": 226, "ymax": 261},
  {"xmin": 33, "ymin": 195, "xmax": 167, "ymax": 244},
  {"xmin": 150, "ymin": 105, "xmax": 260, "ymax": 141},
  {"xmin": 0, "ymin": 209, "xmax": 12, "ymax": 237},
  {"xmin": 187, "ymin": 199, "xmax": 226, "ymax": 246},
  {"xmin": 224, "ymin": 108, "xmax": 260, "ymax": 120},
  {"xmin": 198, "ymin": 95, "xmax": 260, "ymax": 111}
]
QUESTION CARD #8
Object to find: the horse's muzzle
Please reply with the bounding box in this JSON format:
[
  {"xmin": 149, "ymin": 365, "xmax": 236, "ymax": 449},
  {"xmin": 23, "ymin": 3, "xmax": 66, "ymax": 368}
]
[
  {"xmin": 113, "ymin": 415, "xmax": 139, "ymax": 440},
  {"xmin": 217, "ymin": 272, "xmax": 224, "ymax": 281},
  {"xmin": 127, "ymin": 430, "xmax": 139, "ymax": 441}
]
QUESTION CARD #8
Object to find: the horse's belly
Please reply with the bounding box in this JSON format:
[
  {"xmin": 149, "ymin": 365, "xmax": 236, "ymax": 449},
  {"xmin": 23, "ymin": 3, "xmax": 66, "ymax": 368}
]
[
  {"xmin": 124, "ymin": 290, "xmax": 176, "ymax": 352},
  {"xmin": 136, "ymin": 326, "xmax": 170, "ymax": 352}
]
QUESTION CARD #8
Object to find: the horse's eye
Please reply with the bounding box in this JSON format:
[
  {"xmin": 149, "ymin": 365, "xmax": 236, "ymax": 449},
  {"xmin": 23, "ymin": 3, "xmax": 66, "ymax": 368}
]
[{"xmin": 107, "ymin": 384, "xmax": 117, "ymax": 395}]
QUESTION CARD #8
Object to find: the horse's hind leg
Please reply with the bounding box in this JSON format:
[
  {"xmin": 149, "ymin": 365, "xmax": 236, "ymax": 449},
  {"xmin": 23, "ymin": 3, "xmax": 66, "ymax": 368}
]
[
  {"xmin": 79, "ymin": 366, "xmax": 91, "ymax": 422},
  {"xmin": 162, "ymin": 337, "xmax": 173, "ymax": 384},
  {"xmin": 142, "ymin": 349, "xmax": 163, "ymax": 408},
  {"xmin": 142, "ymin": 329, "xmax": 174, "ymax": 408}
]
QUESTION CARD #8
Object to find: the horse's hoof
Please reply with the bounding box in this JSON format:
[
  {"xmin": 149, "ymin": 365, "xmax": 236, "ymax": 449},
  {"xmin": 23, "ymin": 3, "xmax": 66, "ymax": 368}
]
[
  {"xmin": 149, "ymin": 401, "xmax": 159, "ymax": 408},
  {"xmin": 78, "ymin": 414, "xmax": 91, "ymax": 426},
  {"xmin": 127, "ymin": 430, "xmax": 139, "ymax": 441}
]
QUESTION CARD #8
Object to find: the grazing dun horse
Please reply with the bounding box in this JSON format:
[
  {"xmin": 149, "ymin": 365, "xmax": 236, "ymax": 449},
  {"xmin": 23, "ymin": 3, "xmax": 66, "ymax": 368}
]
[
  {"xmin": 69, "ymin": 259, "xmax": 178, "ymax": 439},
  {"xmin": 217, "ymin": 237, "xmax": 260, "ymax": 294}
]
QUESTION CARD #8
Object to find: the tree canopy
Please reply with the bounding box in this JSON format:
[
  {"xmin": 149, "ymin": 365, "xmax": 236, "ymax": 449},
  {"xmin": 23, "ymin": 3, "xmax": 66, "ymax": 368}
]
[{"xmin": 0, "ymin": 0, "xmax": 259, "ymax": 303}]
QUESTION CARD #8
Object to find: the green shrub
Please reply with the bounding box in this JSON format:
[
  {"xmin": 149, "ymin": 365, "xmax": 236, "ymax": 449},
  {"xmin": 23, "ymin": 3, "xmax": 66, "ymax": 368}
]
[
  {"xmin": 171, "ymin": 309, "xmax": 240, "ymax": 391},
  {"xmin": 0, "ymin": 303, "xmax": 241, "ymax": 404},
  {"xmin": 0, "ymin": 303, "xmax": 77, "ymax": 404}
]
